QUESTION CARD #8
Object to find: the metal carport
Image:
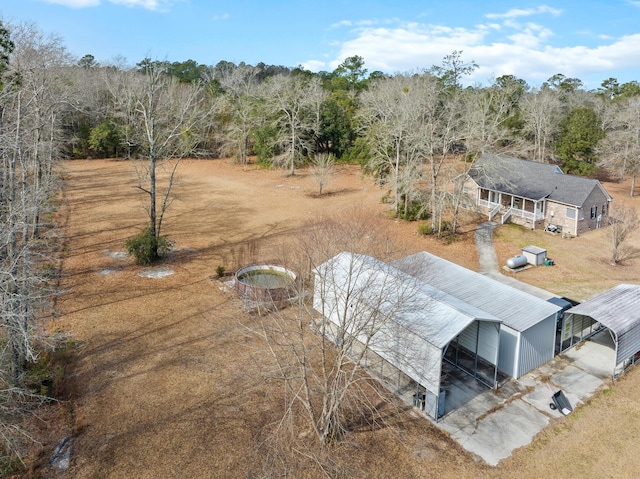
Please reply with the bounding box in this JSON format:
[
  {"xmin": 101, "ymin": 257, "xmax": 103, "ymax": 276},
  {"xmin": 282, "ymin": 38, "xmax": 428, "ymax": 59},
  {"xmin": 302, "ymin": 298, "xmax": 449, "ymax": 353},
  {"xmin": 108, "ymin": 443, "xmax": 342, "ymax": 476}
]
[
  {"xmin": 564, "ymin": 284, "xmax": 640, "ymax": 378},
  {"xmin": 313, "ymin": 252, "xmax": 502, "ymax": 420}
]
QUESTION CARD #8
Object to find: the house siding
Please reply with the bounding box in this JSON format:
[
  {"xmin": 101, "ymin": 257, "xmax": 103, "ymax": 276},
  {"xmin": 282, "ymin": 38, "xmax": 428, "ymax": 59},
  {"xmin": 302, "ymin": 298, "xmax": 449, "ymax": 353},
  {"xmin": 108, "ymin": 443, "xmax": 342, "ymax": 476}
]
[
  {"xmin": 576, "ymin": 186, "xmax": 610, "ymax": 235},
  {"xmin": 465, "ymin": 155, "xmax": 613, "ymax": 236},
  {"xmin": 545, "ymin": 201, "xmax": 578, "ymax": 235}
]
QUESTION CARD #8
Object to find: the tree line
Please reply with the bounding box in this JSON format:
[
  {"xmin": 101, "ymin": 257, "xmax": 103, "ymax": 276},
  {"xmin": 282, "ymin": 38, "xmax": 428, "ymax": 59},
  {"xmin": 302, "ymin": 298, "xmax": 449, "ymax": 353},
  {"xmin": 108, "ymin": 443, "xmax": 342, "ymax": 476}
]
[
  {"xmin": 72, "ymin": 49, "xmax": 640, "ymax": 222},
  {"xmin": 2, "ymin": 18, "xmax": 640, "ymax": 469}
]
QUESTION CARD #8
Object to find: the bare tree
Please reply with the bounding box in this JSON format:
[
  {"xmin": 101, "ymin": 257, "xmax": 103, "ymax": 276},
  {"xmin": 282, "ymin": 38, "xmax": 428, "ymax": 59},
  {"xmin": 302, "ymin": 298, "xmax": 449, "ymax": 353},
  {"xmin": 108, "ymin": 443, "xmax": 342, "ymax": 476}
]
[
  {"xmin": 460, "ymin": 78, "xmax": 523, "ymax": 154},
  {"xmin": 309, "ymin": 152, "xmax": 335, "ymax": 195},
  {"xmin": 215, "ymin": 64, "xmax": 261, "ymax": 164},
  {"xmin": 359, "ymin": 72, "xmax": 461, "ymax": 230},
  {"xmin": 597, "ymin": 97, "xmax": 640, "ymax": 197},
  {"xmin": 0, "ymin": 21, "xmax": 70, "ymax": 385},
  {"xmin": 7, "ymin": 22, "xmax": 72, "ymax": 237},
  {"xmin": 262, "ymin": 74, "xmax": 326, "ymax": 176},
  {"xmin": 520, "ymin": 87, "xmax": 562, "ymax": 162},
  {"xmin": 359, "ymin": 74, "xmax": 431, "ymax": 217},
  {"xmin": 107, "ymin": 63, "xmax": 212, "ymax": 261},
  {"xmin": 257, "ymin": 209, "xmax": 428, "ymax": 446},
  {"xmin": 608, "ymin": 203, "xmax": 640, "ymax": 265},
  {"xmin": 0, "ymin": 21, "xmax": 68, "ymax": 466}
]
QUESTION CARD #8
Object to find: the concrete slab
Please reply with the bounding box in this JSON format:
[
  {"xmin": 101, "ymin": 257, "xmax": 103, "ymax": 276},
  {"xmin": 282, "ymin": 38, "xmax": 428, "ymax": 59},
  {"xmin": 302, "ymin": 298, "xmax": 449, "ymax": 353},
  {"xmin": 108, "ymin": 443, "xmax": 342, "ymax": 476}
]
[
  {"xmin": 453, "ymin": 400, "xmax": 549, "ymax": 466},
  {"xmin": 435, "ymin": 339, "xmax": 609, "ymax": 466},
  {"xmin": 437, "ymin": 220, "xmax": 617, "ymax": 466},
  {"xmin": 551, "ymin": 364, "xmax": 603, "ymax": 400},
  {"xmin": 521, "ymin": 383, "xmax": 562, "ymax": 417},
  {"xmin": 562, "ymin": 330, "xmax": 616, "ymax": 380},
  {"xmin": 440, "ymin": 389, "xmax": 502, "ymax": 432},
  {"xmin": 521, "ymin": 383, "xmax": 583, "ymax": 418}
]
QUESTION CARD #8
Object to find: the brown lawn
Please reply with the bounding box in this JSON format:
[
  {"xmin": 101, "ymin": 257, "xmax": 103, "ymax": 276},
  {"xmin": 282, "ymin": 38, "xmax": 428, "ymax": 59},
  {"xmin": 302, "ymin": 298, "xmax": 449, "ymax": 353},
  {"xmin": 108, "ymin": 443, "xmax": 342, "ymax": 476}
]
[{"xmin": 27, "ymin": 158, "xmax": 640, "ymax": 478}]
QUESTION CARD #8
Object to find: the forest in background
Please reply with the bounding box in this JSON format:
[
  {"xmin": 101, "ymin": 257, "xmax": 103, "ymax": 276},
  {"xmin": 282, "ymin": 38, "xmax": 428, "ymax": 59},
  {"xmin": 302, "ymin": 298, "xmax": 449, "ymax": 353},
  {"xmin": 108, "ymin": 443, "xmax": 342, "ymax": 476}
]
[{"xmin": 2, "ymin": 18, "xmax": 640, "ymax": 473}]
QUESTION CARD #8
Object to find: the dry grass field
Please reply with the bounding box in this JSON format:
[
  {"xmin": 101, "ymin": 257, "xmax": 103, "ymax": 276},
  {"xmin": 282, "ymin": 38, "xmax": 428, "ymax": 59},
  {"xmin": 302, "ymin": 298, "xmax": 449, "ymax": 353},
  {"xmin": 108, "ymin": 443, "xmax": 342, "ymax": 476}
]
[{"xmin": 23, "ymin": 158, "xmax": 640, "ymax": 478}]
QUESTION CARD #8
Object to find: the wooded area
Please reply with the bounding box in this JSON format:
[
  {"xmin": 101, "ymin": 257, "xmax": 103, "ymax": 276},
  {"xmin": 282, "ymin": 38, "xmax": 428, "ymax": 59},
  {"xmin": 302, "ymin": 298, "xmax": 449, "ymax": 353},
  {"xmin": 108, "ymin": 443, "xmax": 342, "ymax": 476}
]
[{"xmin": 1, "ymin": 18, "xmax": 640, "ymax": 474}]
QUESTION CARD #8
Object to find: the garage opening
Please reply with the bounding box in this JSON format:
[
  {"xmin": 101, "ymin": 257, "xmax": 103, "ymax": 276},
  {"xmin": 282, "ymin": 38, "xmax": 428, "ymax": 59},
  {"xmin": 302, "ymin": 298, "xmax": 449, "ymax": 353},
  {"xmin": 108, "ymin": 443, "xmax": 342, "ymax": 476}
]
[{"xmin": 564, "ymin": 284, "xmax": 640, "ymax": 379}]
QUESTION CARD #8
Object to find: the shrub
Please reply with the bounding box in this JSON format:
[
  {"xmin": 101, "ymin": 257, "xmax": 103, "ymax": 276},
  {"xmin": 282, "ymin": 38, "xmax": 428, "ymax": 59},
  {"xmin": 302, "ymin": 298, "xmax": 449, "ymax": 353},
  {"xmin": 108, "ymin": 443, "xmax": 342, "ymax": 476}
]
[
  {"xmin": 126, "ymin": 227, "xmax": 173, "ymax": 265},
  {"xmin": 417, "ymin": 223, "xmax": 433, "ymax": 236},
  {"xmin": 399, "ymin": 201, "xmax": 427, "ymax": 221},
  {"xmin": 216, "ymin": 265, "xmax": 226, "ymax": 278}
]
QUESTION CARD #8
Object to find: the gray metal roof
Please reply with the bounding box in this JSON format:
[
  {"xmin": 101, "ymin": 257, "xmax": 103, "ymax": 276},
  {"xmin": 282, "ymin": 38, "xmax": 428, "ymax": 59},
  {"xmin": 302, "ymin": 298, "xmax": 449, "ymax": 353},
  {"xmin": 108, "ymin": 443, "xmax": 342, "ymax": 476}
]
[
  {"xmin": 522, "ymin": 245, "xmax": 546, "ymax": 255},
  {"xmin": 468, "ymin": 154, "xmax": 612, "ymax": 207},
  {"xmin": 392, "ymin": 252, "xmax": 562, "ymax": 332},
  {"xmin": 547, "ymin": 296, "xmax": 573, "ymax": 311},
  {"xmin": 566, "ymin": 284, "xmax": 640, "ymax": 364},
  {"xmin": 317, "ymin": 252, "xmax": 500, "ymax": 349}
]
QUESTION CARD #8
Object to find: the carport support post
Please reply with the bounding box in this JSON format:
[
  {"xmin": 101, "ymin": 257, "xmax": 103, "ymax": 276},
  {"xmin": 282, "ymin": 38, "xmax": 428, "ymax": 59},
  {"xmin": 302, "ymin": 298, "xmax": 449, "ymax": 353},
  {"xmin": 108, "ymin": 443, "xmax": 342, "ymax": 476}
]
[
  {"xmin": 611, "ymin": 329, "xmax": 618, "ymax": 380},
  {"xmin": 474, "ymin": 324, "xmax": 480, "ymax": 377}
]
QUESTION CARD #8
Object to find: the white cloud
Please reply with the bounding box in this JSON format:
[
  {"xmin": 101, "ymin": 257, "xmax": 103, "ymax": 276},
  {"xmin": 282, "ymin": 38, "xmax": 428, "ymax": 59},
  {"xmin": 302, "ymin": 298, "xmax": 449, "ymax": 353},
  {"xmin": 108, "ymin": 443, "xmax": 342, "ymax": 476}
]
[
  {"xmin": 301, "ymin": 59, "xmax": 326, "ymax": 72},
  {"xmin": 506, "ymin": 22, "xmax": 553, "ymax": 48},
  {"xmin": 485, "ymin": 5, "xmax": 562, "ymax": 20},
  {"xmin": 40, "ymin": 0, "xmax": 100, "ymax": 7},
  {"xmin": 317, "ymin": 14, "xmax": 640, "ymax": 88},
  {"xmin": 108, "ymin": 0, "xmax": 169, "ymax": 10},
  {"xmin": 38, "ymin": 0, "xmax": 172, "ymax": 9},
  {"xmin": 330, "ymin": 20, "xmax": 353, "ymax": 29},
  {"xmin": 213, "ymin": 13, "xmax": 230, "ymax": 21},
  {"xmin": 331, "ymin": 19, "xmax": 379, "ymax": 30}
]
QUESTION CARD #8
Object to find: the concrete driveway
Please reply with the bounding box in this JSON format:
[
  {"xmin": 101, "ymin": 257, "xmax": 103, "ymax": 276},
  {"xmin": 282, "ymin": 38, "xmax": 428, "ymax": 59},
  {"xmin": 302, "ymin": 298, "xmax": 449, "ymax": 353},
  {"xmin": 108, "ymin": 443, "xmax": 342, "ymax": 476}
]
[{"xmin": 437, "ymin": 330, "xmax": 615, "ymax": 466}]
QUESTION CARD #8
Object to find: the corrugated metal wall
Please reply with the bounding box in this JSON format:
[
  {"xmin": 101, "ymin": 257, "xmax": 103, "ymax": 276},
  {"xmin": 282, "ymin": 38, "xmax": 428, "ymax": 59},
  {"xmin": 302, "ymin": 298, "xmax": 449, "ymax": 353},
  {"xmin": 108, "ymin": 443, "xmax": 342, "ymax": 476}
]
[
  {"xmin": 498, "ymin": 326, "xmax": 519, "ymax": 378},
  {"xmin": 517, "ymin": 315, "xmax": 556, "ymax": 377},
  {"xmin": 458, "ymin": 321, "xmax": 500, "ymax": 364}
]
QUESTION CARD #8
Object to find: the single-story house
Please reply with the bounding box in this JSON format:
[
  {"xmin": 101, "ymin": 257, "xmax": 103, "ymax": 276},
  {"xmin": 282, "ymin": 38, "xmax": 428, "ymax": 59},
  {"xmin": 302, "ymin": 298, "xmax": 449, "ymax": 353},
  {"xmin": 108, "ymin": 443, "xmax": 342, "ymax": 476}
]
[
  {"xmin": 313, "ymin": 252, "xmax": 502, "ymax": 420},
  {"xmin": 392, "ymin": 252, "xmax": 563, "ymax": 379},
  {"xmin": 563, "ymin": 284, "xmax": 640, "ymax": 378},
  {"xmin": 464, "ymin": 154, "xmax": 613, "ymax": 236}
]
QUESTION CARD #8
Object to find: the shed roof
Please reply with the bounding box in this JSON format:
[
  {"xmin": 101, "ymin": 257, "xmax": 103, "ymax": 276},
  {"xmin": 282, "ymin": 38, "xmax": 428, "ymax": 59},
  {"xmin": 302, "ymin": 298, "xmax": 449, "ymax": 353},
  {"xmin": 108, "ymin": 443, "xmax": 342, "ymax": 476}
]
[
  {"xmin": 566, "ymin": 284, "xmax": 640, "ymax": 364},
  {"xmin": 317, "ymin": 252, "xmax": 500, "ymax": 349},
  {"xmin": 522, "ymin": 245, "xmax": 546, "ymax": 255},
  {"xmin": 468, "ymin": 154, "xmax": 612, "ymax": 207},
  {"xmin": 392, "ymin": 252, "xmax": 562, "ymax": 332}
]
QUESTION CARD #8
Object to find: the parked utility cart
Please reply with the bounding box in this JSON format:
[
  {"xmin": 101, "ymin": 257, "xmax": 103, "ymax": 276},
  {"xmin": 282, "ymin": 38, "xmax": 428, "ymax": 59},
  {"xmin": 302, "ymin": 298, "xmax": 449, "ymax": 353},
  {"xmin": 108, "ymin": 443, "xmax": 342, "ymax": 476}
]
[{"xmin": 549, "ymin": 390, "xmax": 573, "ymax": 415}]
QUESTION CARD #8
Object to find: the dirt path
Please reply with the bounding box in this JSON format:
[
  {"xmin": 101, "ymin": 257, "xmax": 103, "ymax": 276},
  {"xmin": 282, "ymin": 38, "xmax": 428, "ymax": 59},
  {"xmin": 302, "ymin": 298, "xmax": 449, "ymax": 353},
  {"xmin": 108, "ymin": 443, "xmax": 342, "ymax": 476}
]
[{"xmin": 475, "ymin": 221, "xmax": 499, "ymax": 273}]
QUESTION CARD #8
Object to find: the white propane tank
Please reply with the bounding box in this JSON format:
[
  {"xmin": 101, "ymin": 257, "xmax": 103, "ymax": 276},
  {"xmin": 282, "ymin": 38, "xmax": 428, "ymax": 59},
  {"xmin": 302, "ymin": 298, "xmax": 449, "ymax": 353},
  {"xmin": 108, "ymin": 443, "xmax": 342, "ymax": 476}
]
[{"xmin": 506, "ymin": 254, "xmax": 528, "ymax": 269}]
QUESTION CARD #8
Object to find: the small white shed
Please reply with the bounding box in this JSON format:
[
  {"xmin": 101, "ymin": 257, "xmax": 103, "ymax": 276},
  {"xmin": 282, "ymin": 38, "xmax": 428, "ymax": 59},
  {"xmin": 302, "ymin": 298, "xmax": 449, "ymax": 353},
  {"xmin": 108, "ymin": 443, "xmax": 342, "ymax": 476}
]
[{"xmin": 521, "ymin": 245, "xmax": 547, "ymax": 266}]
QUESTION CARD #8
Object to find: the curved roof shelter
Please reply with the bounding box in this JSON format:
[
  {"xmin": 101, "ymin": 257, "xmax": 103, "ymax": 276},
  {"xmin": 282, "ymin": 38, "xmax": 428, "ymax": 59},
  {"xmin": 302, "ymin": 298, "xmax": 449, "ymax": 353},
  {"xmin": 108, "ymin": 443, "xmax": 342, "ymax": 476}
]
[
  {"xmin": 393, "ymin": 252, "xmax": 562, "ymax": 379},
  {"xmin": 565, "ymin": 284, "xmax": 640, "ymax": 376},
  {"xmin": 313, "ymin": 252, "xmax": 502, "ymax": 419}
]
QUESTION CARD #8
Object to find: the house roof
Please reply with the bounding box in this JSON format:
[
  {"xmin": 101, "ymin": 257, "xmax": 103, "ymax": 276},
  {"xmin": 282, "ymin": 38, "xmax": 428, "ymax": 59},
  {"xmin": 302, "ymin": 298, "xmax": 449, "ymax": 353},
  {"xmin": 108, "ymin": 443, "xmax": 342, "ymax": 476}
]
[
  {"xmin": 566, "ymin": 284, "xmax": 640, "ymax": 365},
  {"xmin": 468, "ymin": 154, "xmax": 612, "ymax": 207},
  {"xmin": 316, "ymin": 252, "xmax": 500, "ymax": 349},
  {"xmin": 392, "ymin": 251, "xmax": 562, "ymax": 332}
]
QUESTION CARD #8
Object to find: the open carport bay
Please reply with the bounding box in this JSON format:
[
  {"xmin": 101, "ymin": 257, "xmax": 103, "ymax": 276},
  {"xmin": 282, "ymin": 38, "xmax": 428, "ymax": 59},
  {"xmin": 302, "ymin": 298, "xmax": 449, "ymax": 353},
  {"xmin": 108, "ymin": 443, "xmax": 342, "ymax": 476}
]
[{"xmin": 437, "ymin": 330, "xmax": 616, "ymax": 466}]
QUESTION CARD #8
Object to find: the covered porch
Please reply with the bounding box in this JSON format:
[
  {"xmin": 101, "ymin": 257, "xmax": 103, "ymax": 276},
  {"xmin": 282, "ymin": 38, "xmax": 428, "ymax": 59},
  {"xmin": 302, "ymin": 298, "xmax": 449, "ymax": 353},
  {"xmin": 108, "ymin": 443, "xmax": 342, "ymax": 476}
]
[{"xmin": 477, "ymin": 188, "xmax": 545, "ymax": 227}]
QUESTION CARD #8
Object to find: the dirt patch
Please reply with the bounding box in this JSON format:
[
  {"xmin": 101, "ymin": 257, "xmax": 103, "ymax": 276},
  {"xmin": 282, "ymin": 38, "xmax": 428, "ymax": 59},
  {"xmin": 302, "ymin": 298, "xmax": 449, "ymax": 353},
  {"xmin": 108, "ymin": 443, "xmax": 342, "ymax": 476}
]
[{"xmin": 35, "ymin": 158, "xmax": 640, "ymax": 478}]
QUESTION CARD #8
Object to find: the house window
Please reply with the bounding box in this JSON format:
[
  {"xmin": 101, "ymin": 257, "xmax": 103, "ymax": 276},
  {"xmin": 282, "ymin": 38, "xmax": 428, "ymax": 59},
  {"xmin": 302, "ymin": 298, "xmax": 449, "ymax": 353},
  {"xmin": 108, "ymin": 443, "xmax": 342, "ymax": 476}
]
[
  {"xmin": 566, "ymin": 208, "xmax": 576, "ymax": 219},
  {"xmin": 602, "ymin": 204, "xmax": 607, "ymax": 215},
  {"xmin": 590, "ymin": 206, "xmax": 598, "ymax": 219}
]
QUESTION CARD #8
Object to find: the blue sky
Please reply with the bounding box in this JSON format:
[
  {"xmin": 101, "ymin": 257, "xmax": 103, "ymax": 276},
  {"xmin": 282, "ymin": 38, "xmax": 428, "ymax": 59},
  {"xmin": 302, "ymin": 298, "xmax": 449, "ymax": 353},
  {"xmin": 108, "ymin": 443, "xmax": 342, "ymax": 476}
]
[{"xmin": 1, "ymin": 0, "xmax": 640, "ymax": 88}]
